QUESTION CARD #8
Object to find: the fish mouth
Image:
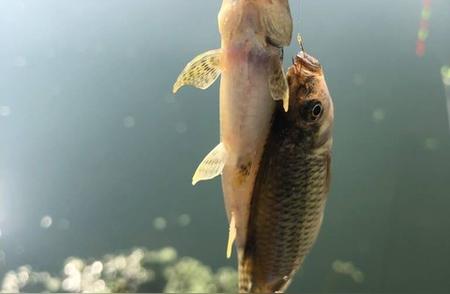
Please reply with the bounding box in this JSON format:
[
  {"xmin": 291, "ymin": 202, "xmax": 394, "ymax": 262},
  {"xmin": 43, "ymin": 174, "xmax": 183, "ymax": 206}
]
[{"xmin": 294, "ymin": 51, "xmax": 322, "ymax": 73}]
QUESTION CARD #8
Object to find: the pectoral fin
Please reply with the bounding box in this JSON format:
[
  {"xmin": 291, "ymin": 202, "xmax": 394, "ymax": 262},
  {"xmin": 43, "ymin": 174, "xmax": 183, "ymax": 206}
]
[
  {"xmin": 192, "ymin": 143, "xmax": 227, "ymax": 185},
  {"xmin": 227, "ymin": 212, "xmax": 236, "ymax": 259},
  {"xmin": 262, "ymin": 1, "xmax": 293, "ymax": 47},
  {"xmin": 173, "ymin": 49, "xmax": 221, "ymax": 94},
  {"xmin": 269, "ymin": 61, "xmax": 290, "ymax": 112}
]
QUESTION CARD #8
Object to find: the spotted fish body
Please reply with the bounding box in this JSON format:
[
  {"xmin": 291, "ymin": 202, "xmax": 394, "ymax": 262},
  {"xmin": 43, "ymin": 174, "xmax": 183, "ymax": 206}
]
[
  {"xmin": 240, "ymin": 51, "xmax": 334, "ymax": 293},
  {"xmin": 173, "ymin": 0, "xmax": 293, "ymax": 263},
  {"xmin": 218, "ymin": 0, "xmax": 292, "ymax": 257}
]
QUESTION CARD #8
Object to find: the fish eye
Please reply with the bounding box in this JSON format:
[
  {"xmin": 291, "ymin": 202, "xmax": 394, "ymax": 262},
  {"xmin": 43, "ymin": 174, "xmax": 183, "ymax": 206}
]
[
  {"xmin": 312, "ymin": 103, "xmax": 322, "ymax": 118},
  {"xmin": 301, "ymin": 100, "xmax": 323, "ymax": 122}
]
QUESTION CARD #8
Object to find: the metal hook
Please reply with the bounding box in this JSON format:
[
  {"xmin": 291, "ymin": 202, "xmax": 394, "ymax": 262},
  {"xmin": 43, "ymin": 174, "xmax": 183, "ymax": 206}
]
[{"xmin": 297, "ymin": 34, "xmax": 305, "ymax": 53}]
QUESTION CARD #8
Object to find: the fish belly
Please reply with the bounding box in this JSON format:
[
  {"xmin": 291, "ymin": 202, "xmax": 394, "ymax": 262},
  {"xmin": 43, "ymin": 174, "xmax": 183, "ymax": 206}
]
[
  {"xmin": 240, "ymin": 133, "xmax": 331, "ymax": 293},
  {"xmin": 219, "ymin": 44, "xmax": 276, "ymax": 252}
]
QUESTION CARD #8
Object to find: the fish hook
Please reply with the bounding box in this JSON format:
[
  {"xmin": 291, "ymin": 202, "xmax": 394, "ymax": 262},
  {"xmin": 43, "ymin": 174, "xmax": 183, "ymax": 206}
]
[
  {"xmin": 297, "ymin": 34, "xmax": 305, "ymax": 53},
  {"xmin": 293, "ymin": 34, "xmax": 305, "ymax": 75}
]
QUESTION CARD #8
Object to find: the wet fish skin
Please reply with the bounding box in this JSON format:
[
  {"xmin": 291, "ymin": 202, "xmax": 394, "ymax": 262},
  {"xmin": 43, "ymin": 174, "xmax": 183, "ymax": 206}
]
[
  {"xmin": 218, "ymin": 0, "xmax": 293, "ymax": 255},
  {"xmin": 173, "ymin": 0, "xmax": 293, "ymax": 261},
  {"xmin": 240, "ymin": 51, "xmax": 334, "ymax": 293}
]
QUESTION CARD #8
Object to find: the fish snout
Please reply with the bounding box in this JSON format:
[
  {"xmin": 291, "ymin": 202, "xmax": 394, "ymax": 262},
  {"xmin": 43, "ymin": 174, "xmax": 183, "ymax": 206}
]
[{"xmin": 294, "ymin": 51, "xmax": 322, "ymax": 74}]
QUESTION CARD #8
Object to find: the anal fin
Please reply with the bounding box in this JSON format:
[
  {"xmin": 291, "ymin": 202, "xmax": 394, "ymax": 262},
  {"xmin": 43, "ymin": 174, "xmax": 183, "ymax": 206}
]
[
  {"xmin": 192, "ymin": 142, "xmax": 227, "ymax": 185},
  {"xmin": 173, "ymin": 49, "xmax": 221, "ymax": 94},
  {"xmin": 227, "ymin": 212, "xmax": 236, "ymax": 259},
  {"xmin": 269, "ymin": 60, "xmax": 289, "ymax": 112}
]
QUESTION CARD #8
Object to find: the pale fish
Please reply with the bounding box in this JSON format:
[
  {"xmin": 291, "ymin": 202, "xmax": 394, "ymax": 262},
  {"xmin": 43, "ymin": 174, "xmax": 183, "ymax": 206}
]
[{"xmin": 173, "ymin": 0, "xmax": 293, "ymax": 263}]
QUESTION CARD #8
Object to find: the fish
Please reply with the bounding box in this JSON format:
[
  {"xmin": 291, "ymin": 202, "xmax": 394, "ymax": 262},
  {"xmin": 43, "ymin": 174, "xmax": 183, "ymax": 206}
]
[
  {"xmin": 173, "ymin": 0, "xmax": 293, "ymax": 262},
  {"xmin": 239, "ymin": 49, "xmax": 334, "ymax": 293}
]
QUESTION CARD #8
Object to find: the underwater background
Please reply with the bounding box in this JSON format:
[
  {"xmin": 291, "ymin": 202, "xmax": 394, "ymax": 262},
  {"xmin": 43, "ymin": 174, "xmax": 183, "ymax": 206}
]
[{"xmin": 1, "ymin": 0, "xmax": 450, "ymax": 292}]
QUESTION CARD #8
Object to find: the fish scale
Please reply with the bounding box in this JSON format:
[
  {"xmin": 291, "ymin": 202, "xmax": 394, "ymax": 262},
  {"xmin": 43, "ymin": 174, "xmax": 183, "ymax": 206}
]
[{"xmin": 242, "ymin": 138, "xmax": 331, "ymax": 293}]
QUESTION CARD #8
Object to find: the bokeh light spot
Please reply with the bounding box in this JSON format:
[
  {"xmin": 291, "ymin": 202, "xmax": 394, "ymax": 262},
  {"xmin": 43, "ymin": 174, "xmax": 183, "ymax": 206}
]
[
  {"xmin": 441, "ymin": 66, "xmax": 450, "ymax": 86},
  {"xmin": 424, "ymin": 137, "xmax": 439, "ymax": 151},
  {"xmin": 332, "ymin": 260, "xmax": 365, "ymax": 284},
  {"xmin": 123, "ymin": 116, "xmax": 136, "ymax": 128},
  {"xmin": 417, "ymin": 29, "xmax": 428, "ymax": 41},
  {"xmin": 40, "ymin": 215, "xmax": 53, "ymax": 229},
  {"xmin": 178, "ymin": 214, "xmax": 191, "ymax": 227},
  {"xmin": 0, "ymin": 106, "xmax": 11, "ymax": 117},
  {"xmin": 153, "ymin": 217, "xmax": 167, "ymax": 231},
  {"xmin": 372, "ymin": 108, "xmax": 385, "ymax": 123},
  {"xmin": 421, "ymin": 8, "xmax": 431, "ymax": 20}
]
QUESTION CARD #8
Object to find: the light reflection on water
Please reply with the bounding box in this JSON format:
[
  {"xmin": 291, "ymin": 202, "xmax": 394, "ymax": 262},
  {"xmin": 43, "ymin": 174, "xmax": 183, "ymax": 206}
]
[{"xmin": 0, "ymin": 247, "xmax": 237, "ymax": 293}]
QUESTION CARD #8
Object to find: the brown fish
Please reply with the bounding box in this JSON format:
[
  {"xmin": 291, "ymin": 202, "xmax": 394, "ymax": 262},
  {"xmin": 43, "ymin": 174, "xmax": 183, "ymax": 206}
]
[{"xmin": 239, "ymin": 50, "xmax": 334, "ymax": 293}]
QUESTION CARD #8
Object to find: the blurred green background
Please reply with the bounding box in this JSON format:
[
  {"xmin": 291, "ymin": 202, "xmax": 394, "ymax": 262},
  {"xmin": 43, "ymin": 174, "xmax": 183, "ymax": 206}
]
[{"xmin": 0, "ymin": 0, "xmax": 449, "ymax": 292}]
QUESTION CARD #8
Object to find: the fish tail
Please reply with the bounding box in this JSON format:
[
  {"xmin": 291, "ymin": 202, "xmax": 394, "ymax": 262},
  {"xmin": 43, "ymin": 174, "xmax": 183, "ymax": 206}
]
[
  {"xmin": 239, "ymin": 251, "xmax": 294, "ymax": 293},
  {"xmin": 238, "ymin": 255, "xmax": 252, "ymax": 293}
]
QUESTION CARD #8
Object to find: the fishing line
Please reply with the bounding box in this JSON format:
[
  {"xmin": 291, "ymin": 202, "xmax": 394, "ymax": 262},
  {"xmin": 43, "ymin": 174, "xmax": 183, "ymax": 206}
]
[
  {"xmin": 293, "ymin": 0, "xmax": 305, "ymax": 76},
  {"xmin": 297, "ymin": 0, "xmax": 304, "ymax": 52}
]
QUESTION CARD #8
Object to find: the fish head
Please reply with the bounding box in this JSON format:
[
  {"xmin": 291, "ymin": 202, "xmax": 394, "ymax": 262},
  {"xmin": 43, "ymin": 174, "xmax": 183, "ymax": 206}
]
[
  {"xmin": 286, "ymin": 51, "xmax": 334, "ymax": 146},
  {"xmin": 218, "ymin": 0, "xmax": 292, "ymax": 49}
]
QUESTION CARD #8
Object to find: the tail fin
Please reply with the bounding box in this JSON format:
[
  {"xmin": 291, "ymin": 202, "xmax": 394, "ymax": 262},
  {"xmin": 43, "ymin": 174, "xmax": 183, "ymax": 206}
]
[{"xmin": 238, "ymin": 252, "xmax": 253, "ymax": 293}]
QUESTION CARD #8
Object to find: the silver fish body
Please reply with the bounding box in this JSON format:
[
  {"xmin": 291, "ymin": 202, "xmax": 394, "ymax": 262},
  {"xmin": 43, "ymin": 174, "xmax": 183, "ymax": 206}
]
[{"xmin": 240, "ymin": 51, "xmax": 334, "ymax": 293}]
